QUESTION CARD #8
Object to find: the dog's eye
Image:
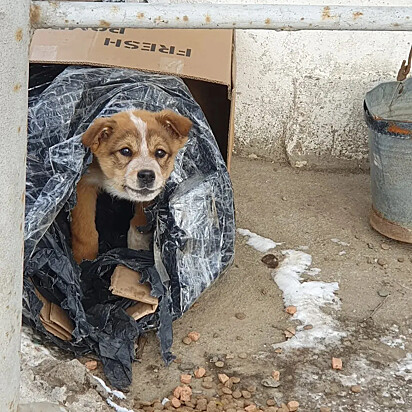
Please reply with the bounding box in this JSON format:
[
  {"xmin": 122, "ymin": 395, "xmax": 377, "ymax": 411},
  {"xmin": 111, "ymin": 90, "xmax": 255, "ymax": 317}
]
[
  {"xmin": 119, "ymin": 148, "xmax": 132, "ymax": 157},
  {"xmin": 155, "ymin": 149, "xmax": 167, "ymax": 159}
]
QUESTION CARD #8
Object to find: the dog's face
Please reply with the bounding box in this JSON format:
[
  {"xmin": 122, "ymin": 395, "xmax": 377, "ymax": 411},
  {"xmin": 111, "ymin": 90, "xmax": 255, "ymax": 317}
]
[{"xmin": 82, "ymin": 109, "xmax": 192, "ymax": 202}]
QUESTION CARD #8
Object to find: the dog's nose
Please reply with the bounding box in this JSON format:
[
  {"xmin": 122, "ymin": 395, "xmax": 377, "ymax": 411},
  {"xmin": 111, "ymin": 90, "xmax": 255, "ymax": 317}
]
[{"xmin": 137, "ymin": 169, "xmax": 155, "ymax": 186}]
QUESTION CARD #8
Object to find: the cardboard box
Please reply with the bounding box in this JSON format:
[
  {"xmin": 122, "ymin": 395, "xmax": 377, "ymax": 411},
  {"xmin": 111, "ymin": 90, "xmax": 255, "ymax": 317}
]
[
  {"xmin": 35, "ymin": 288, "xmax": 74, "ymax": 341},
  {"xmin": 30, "ymin": 27, "xmax": 235, "ymax": 168}
]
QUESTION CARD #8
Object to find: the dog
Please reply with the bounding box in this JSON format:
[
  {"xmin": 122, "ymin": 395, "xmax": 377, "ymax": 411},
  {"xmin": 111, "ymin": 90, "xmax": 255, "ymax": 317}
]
[{"xmin": 70, "ymin": 109, "xmax": 192, "ymax": 264}]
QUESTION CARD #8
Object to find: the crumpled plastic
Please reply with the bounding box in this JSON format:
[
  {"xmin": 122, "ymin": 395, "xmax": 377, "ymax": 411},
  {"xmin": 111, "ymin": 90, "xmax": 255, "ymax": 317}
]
[{"xmin": 23, "ymin": 65, "xmax": 235, "ymax": 389}]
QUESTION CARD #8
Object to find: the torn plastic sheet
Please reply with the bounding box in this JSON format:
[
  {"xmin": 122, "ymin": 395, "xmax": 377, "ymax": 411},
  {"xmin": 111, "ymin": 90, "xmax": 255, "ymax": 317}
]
[{"xmin": 24, "ymin": 65, "xmax": 235, "ymax": 388}]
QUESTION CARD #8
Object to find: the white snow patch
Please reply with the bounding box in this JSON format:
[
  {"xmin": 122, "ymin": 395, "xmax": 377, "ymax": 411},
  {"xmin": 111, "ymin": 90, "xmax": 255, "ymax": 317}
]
[
  {"xmin": 107, "ymin": 398, "xmax": 134, "ymax": 412},
  {"xmin": 335, "ymin": 354, "xmax": 412, "ymax": 388},
  {"xmin": 338, "ymin": 250, "xmax": 347, "ymax": 256},
  {"xmin": 395, "ymin": 354, "xmax": 412, "ymax": 381},
  {"xmin": 306, "ymin": 267, "xmax": 321, "ymax": 277},
  {"xmin": 93, "ymin": 376, "xmax": 126, "ymax": 400},
  {"xmin": 331, "ymin": 238, "xmax": 350, "ymax": 247},
  {"xmin": 237, "ymin": 228, "xmax": 282, "ymax": 252},
  {"xmin": 94, "ymin": 376, "xmax": 132, "ymax": 412},
  {"xmin": 381, "ymin": 336, "xmax": 406, "ymax": 350},
  {"xmin": 272, "ymin": 250, "xmax": 345, "ymax": 349}
]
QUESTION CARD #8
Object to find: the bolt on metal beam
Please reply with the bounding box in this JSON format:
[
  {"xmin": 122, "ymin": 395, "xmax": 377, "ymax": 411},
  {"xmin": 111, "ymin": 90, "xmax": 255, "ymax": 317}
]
[{"xmin": 30, "ymin": 2, "xmax": 412, "ymax": 31}]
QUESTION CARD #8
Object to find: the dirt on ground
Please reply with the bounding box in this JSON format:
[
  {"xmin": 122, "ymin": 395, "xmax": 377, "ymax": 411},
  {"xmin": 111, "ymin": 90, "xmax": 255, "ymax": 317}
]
[{"xmin": 21, "ymin": 156, "xmax": 411, "ymax": 412}]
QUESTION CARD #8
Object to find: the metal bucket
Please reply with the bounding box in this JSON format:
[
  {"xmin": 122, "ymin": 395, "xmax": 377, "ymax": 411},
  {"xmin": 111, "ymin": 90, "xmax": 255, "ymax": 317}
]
[{"xmin": 365, "ymin": 79, "xmax": 412, "ymax": 243}]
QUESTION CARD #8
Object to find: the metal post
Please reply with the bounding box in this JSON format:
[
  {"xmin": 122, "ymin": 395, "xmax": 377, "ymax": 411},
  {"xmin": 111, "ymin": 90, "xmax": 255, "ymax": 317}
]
[
  {"xmin": 31, "ymin": 2, "xmax": 412, "ymax": 31},
  {"xmin": 0, "ymin": 0, "xmax": 30, "ymax": 410}
]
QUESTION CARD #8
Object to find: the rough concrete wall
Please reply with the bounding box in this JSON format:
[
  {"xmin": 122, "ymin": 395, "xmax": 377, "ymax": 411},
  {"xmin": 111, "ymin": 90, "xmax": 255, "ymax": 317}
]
[{"xmin": 148, "ymin": 0, "xmax": 411, "ymax": 170}]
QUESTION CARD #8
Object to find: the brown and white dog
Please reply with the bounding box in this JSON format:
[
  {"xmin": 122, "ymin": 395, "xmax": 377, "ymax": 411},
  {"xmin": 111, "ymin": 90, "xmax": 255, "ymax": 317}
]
[{"xmin": 70, "ymin": 109, "xmax": 192, "ymax": 263}]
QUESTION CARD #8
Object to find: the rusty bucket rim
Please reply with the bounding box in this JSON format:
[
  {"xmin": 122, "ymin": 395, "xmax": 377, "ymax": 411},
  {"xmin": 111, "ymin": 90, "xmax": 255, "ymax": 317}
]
[{"xmin": 369, "ymin": 206, "xmax": 412, "ymax": 244}]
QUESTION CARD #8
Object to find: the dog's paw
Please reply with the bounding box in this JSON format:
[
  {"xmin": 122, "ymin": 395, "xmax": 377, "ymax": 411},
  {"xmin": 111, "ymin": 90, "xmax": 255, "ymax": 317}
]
[{"xmin": 127, "ymin": 226, "xmax": 152, "ymax": 251}]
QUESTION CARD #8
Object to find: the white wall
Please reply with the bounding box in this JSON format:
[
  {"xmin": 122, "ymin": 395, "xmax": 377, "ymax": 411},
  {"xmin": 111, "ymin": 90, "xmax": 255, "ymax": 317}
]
[{"xmin": 148, "ymin": 0, "xmax": 411, "ymax": 170}]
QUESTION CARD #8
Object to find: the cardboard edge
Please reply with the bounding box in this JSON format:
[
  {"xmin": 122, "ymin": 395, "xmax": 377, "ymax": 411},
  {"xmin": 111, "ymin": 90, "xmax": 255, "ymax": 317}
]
[{"xmin": 29, "ymin": 59, "xmax": 230, "ymax": 88}]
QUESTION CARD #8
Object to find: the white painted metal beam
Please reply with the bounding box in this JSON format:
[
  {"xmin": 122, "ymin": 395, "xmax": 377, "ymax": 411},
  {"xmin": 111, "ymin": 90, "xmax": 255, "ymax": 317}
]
[
  {"xmin": 0, "ymin": 0, "xmax": 30, "ymax": 411},
  {"xmin": 31, "ymin": 2, "xmax": 412, "ymax": 31}
]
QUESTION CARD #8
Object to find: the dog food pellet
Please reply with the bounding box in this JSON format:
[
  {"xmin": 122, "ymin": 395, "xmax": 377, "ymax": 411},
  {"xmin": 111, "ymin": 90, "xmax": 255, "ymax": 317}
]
[
  {"xmin": 203, "ymin": 376, "xmax": 213, "ymax": 383},
  {"xmin": 267, "ymin": 408, "xmax": 278, "ymax": 412},
  {"xmin": 278, "ymin": 404, "xmax": 289, "ymax": 412},
  {"xmin": 222, "ymin": 387, "xmax": 232, "ymax": 395},
  {"xmin": 180, "ymin": 374, "xmax": 192, "ymax": 384},
  {"xmin": 152, "ymin": 402, "xmax": 163, "ymax": 410},
  {"xmin": 215, "ymin": 361, "xmax": 225, "ymax": 368},
  {"xmin": 332, "ymin": 357, "xmax": 343, "ymax": 370},
  {"xmin": 284, "ymin": 327, "xmax": 296, "ymax": 338},
  {"xmin": 170, "ymin": 397, "xmax": 181, "ymax": 408},
  {"xmin": 182, "ymin": 337, "xmax": 192, "ymax": 345},
  {"xmin": 287, "ymin": 401, "xmax": 299, "ymax": 411},
  {"xmin": 140, "ymin": 401, "xmax": 151, "ymax": 406},
  {"xmin": 303, "ymin": 325, "xmax": 313, "ymax": 330},
  {"xmin": 226, "ymin": 353, "xmax": 235, "ymax": 359},
  {"xmin": 231, "ymin": 376, "xmax": 241, "ymax": 383},
  {"xmin": 238, "ymin": 352, "xmax": 247, "ymax": 359},
  {"xmin": 266, "ymin": 399, "xmax": 276, "ymax": 406},
  {"xmin": 351, "ymin": 385, "xmax": 361, "ymax": 393},
  {"xmin": 180, "ymin": 386, "xmax": 192, "ymax": 402},
  {"xmin": 271, "ymin": 370, "xmax": 280, "ymax": 381},
  {"xmin": 218, "ymin": 374, "xmax": 230, "ymax": 384},
  {"xmin": 194, "ymin": 367, "xmax": 206, "ymax": 378},
  {"xmin": 274, "ymin": 348, "xmax": 283, "ymax": 353},
  {"xmin": 208, "ymin": 401, "xmax": 218, "ymax": 412},
  {"xmin": 224, "ymin": 379, "xmax": 234, "ymax": 389},
  {"xmin": 261, "ymin": 254, "xmax": 279, "ymax": 269},
  {"xmin": 85, "ymin": 360, "xmax": 98, "ymax": 370},
  {"xmin": 201, "ymin": 381, "xmax": 213, "ymax": 389},
  {"xmin": 285, "ymin": 306, "xmax": 297, "ymax": 315},
  {"xmin": 247, "ymin": 385, "xmax": 256, "ymax": 393},
  {"xmin": 232, "ymin": 390, "xmax": 242, "ymax": 399},
  {"xmin": 377, "ymin": 258, "xmax": 387, "ymax": 267},
  {"xmin": 196, "ymin": 399, "xmax": 207, "ymax": 411},
  {"xmin": 245, "ymin": 404, "xmax": 257, "ymax": 412},
  {"xmin": 241, "ymin": 390, "xmax": 251, "ymax": 399},
  {"xmin": 381, "ymin": 243, "xmax": 390, "ymax": 250},
  {"xmin": 188, "ymin": 331, "xmax": 200, "ymax": 342},
  {"xmin": 173, "ymin": 387, "xmax": 183, "ymax": 399},
  {"xmin": 235, "ymin": 312, "xmax": 246, "ymax": 320},
  {"xmin": 319, "ymin": 407, "xmax": 331, "ymax": 412}
]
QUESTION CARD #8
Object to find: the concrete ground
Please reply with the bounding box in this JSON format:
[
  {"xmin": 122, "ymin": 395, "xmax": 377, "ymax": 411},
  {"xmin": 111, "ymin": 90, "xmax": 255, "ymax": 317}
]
[{"xmin": 21, "ymin": 155, "xmax": 411, "ymax": 411}]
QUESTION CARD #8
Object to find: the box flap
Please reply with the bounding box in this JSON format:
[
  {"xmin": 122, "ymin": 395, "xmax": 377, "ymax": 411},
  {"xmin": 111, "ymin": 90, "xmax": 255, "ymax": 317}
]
[{"xmin": 30, "ymin": 28, "xmax": 232, "ymax": 86}]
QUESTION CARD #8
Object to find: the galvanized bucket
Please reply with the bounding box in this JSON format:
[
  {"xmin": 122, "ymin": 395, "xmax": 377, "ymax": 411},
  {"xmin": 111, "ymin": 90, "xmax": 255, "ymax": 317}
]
[{"xmin": 365, "ymin": 79, "xmax": 412, "ymax": 242}]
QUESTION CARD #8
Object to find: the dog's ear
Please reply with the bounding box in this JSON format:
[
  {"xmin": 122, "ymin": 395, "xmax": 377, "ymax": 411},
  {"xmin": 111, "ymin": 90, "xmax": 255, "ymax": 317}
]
[
  {"xmin": 82, "ymin": 117, "xmax": 116, "ymax": 152},
  {"xmin": 156, "ymin": 110, "xmax": 192, "ymax": 144}
]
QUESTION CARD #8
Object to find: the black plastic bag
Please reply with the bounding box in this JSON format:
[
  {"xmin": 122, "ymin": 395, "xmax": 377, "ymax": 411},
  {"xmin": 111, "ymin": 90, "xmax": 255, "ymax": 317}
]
[{"xmin": 24, "ymin": 65, "xmax": 235, "ymax": 388}]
